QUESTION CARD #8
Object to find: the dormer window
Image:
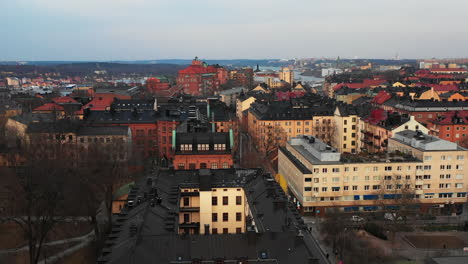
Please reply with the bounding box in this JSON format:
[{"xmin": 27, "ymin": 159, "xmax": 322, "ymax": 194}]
[
  {"xmin": 181, "ymin": 144, "xmax": 192, "ymax": 151},
  {"xmin": 197, "ymin": 144, "xmax": 209, "ymax": 151}
]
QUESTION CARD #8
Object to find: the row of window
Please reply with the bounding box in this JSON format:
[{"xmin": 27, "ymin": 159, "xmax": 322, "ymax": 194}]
[
  {"xmin": 305, "ymin": 182, "xmax": 465, "ymax": 193},
  {"xmin": 212, "ymin": 227, "xmax": 242, "ymax": 234},
  {"xmin": 212, "ymin": 212, "xmax": 242, "ymax": 222},
  {"xmin": 212, "ymin": 196, "xmax": 242, "ymax": 206},
  {"xmin": 424, "ymin": 155, "xmax": 464, "ymax": 161},
  {"xmin": 178, "ymin": 162, "xmax": 230, "ymax": 170},
  {"xmin": 308, "ymin": 192, "xmax": 467, "ymax": 202}
]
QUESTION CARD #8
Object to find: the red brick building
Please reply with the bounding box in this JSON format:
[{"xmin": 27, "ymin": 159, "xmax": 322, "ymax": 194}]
[
  {"xmin": 229, "ymin": 68, "xmax": 254, "ymax": 88},
  {"xmin": 172, "ymin": 132, "xmax": 234, "ymax": 170},
  {"xmin": 176, "ymin": 58, "xmax": 223, "ymax": 96},
  {"xmin": 427, "ymin": 111, "xmax": 468, "ymax": 148},
  {"xmin": 146, "ymin": 77, "xmax": 171, "ymax": 94}
]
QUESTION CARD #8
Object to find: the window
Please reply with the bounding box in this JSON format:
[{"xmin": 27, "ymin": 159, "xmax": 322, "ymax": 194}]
[
  {"xmin": 313, "ymin": 187, "xmax": 319, "ymax": 192},
  {"xmin": 456, "ymin": 174, "xmax": 463, "ymax": 180},
  {"xmin": 212, "ymin": 213, "xmax": 218, "ymax": 222},
  {"xmin": 384, "ymin": 176, "xmax": 392, "ymax": 181},
  {"xmin": 364, "ymin": 185, "xmax": 370, "ymax": 190},
  {"xmin": 373, "ymin": 167, "xmax": 378, "ymax": 172},
  {"xmin": 211, "ymin": 163, "xmax": 218, "ymax": 169},
  {"xmin": 365, "ymin": 176, "xmax": 370, "ymax": 181},
  {"xmin": 457, "ymin": 193, "xmax": 467, "ymax": 198},
  {"xmin": 322, "ymin": 177, "xmax": 327, "ymax": 183},
  {"xmin": 313, "ymin": 178, "xmax": 319, "ymax": 183},
  {"xmin": 352, "ymin": 186, "xmax": 358, "ymax": 190},
  {"xmin": 397, "ymin": 166, "xmax": 402, "ymax": 171},
  {"xmin": 396, "ymin": 184, "xmax": 402, "ymax": 190},
  {"xmin": 212, "ymin": 197, "xmax": 218, "ymax": 206},
  {"xmin": 223, "ymin": 213, "xmax": 228, "ymax": 222},
  {"xmin": 456, "ymin": 155, "xmax": 464, "ymax": 160},
  {"xmin": 344, "ymin": 186, "xmax": 349, "ymax": 191},
  {"xmin": 439, "ymin": 193, "xmax": 453, "ymax": 198},
  {"xmin": 332, "ymin": 187, "xmax": 340, "ymax": 192},
  {"xmin": 223, "ymin": 228, "xmax": 228, "ymax": 234},
  {"xmin": 386, "ymin": 185, "xmax": 392, "ymax": 190},
  {"xmin": 200, "ymin": 163, "xmax": 207, "ymax": 169},
  {"xmin": 222, "ymin": 162, "xmax": 229, "ymax": 169},
  {"xmin": 332, "ymin": 177, "xmax": 339, "ymax": 183},
  {"xmin": 321, "ymin": 187, "xmax": 327, "ymax": 192},
  {"xmin": 222, "ymin": 196, "xmax": 228, "ymax": 205},
  {"xmin": 406, "ymin": 175, "xmax": 411, "ymax": 180},
  {"xmin": 353, "ymin": 176, "xmax": 359, "ymax": 181},
  {"xmin": 305, "ymin": 178, "xmax": 312, "ymax": 182},
  {"xmin": 344, "ymin": 167, "xmax": 350, "ymax": 172},
  {"xmin": 183, "ymin": 213, "xmax": 190, "ymax": 223},
  {"xmin": 236, "ymin": 196, "xmax": 242, "ymax": 205},
  {"xmin": 332, "ymin": 168, "xmax": 340, "ymax": 173},
  {"xmin": 456, "ymin": 183, "xmax": 463, "ymax": 188},
  {"xmin": 384, "ymin": 166, "xmax": 392, "ymax": 171},
  {"xmin": 183, "ymin": 197, "xmax": 190, "ymax": 206},
  {"xmin": 373, "ymin": 176, "xmax": 381, "ymax": 181},
  {"xmin": 236, "ymin": 212, "xmax": 242, "ymax": 221},
  {"xmin": 456, "ymin": 165, "xmax": 464, "ymax": 170},
  {"xmin": 212, "ymin": 228, "xmax": 218, "ymax": 234},
  {"xmin": 322, "ymin": 168, "xmax": 328, "ymax": 173},
  {"xmin": 236, "ymin": 227, "xmax": 242, "ymax": 234},
  {"xmin": 353, "ymin": 167, "xmax": 358, "ymax": 172},
  {"xmin": 423, "ymin": 175, "xmax": 431, "ymax": 180},
  {"xmin": 424, "ymin": 165, "xmax": 431, "ymax": 170},
  {"xmin": 304, "ymin": 187, "xmax": 312, "ymax": 192},
  {"xmin": 372, "ymin": 185, "xmax": 380, "ymax": 190}
]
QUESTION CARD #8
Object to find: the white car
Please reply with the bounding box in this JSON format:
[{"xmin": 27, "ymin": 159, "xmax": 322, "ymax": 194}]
[
  {"xmin": 384, "ymin": 213, "xmax": 403, "ymax": 221},
  {"xmin": 351, "ymin": 215, "xmax": 364, "ymax": 222}
]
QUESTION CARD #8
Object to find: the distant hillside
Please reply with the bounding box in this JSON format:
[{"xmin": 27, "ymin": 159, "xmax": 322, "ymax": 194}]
[{"xmin": 0, "ymin": 63, "xmax": 186, "ymax": 77}]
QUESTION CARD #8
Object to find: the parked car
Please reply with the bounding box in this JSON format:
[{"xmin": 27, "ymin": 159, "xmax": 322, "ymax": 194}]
[
  {"xmin": 351, "ymin": 215, "xmax": 364, "ymax": 222},
  {"xmin": 384, "ymin": 213, "xmax": 403, "ymax": 221}
]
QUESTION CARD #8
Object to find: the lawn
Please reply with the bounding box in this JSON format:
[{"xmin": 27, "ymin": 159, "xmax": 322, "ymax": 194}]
[{"xmin": 404, "ymin": 235, "xmax": 465, "ymax": 249}]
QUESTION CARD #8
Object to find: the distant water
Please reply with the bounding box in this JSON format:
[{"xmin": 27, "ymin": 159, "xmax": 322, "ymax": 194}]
[{"xmin": 258, "ymin": 66, "xmax": 323, "ymax": 83}]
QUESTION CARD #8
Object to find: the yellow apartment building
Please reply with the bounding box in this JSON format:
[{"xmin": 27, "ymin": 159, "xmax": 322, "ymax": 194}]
[
  {"xmin": 179, "ymin": 186, "xmax": 247, "ymax": 235},
  {"xmin": 279, "ymin": 67, "xmax": 294, "ymax": 84},
  {"xmin": 333, "ymin": 106, "xmax": 359, "ymax": 153},
  {"xmin": 247, "ymin": 101, "xmax": 335, "ymax": 155},
  {"xmin": 278, "ymin": 132, "xmax": 468, "ymax": 216}
]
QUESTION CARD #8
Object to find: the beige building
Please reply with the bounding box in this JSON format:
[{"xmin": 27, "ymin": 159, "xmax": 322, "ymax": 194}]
[
  {"xmin": 333, "ymin": 106, "xmax": 359, "ymax": 153},
  {"xmin": 179, "ymin": 185, "xmax": 247, "ymax": 235},
  {"xmin": 279, "ymin": 67, "xmax": 294, "ymax": 84},
  {"xmin": 278, "ymin": 132, "xmax": 468, "ymax": 216}
]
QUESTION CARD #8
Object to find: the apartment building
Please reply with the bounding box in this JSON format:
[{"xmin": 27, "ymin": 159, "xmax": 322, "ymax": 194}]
[
  {"xmin": 333, "ymin": 106, "xmax": 359, "ymax": 153},
  {"xmin": 278, "ymin": 132, "xmax": 467, "ymax": 216},
  {"xmin": 179, "ymin": 182, "xmax": 246, "ymax": 235},
  {"xmin": 358, "ymin": 110, "xmax": 428, "ymax": 153},
  {"xmin": 99, "ymin": 168, "xmax": 327, "ymax": 263}
]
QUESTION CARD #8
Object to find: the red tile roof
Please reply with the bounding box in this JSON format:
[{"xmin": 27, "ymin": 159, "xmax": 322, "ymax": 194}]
[
  {"xmin": 52, "ymin": 96, "xmax": 78, "ymax": 104},
  {"xmin": 371, "ymin": 91, "xmax": 392, "ymax": 105},
  {"xmin": 84, "ymin": 96, "xmax": 116, "ymax": 111},
  {"xmin": 33, "ymin": 103, "xmax": 64, "ymax": 112},
  {"xmin": 333, "ymin": 79, "xmax": 387, "ymax": 91}
]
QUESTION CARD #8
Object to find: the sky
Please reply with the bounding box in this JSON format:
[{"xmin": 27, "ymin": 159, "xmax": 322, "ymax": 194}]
[{"xmin": 1, "ymin": 0, "xmax": 468, "ymax": 61}]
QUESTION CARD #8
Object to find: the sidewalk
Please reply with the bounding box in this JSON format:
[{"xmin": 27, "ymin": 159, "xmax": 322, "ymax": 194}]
[{"xmin": 303, "ymin": 216, "xmax": 336, "ymax": 264}]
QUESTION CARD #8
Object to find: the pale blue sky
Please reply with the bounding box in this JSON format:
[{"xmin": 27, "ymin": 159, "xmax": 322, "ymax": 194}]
[{"xmin": 2, "ymin": 0, "xmax": 467, "ymax": 61}]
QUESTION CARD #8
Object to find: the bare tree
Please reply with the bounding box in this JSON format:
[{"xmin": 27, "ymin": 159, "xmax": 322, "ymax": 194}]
[
  {"xmin": 5, "ymin": 134, "xmax": 71, "ymax": 264},
  {"xmin": 374, "ymin": 172, "xmax": 418, "ymax": 240}
]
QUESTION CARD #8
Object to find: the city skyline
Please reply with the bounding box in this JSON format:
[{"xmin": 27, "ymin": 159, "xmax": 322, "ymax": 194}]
[{"xmin": 2, "ymin": 0, "xmax": 468, "ymax": 61}]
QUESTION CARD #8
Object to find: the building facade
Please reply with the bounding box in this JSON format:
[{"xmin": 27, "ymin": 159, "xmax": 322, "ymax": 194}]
[{"xmin": 278, "ymin": 133, "xmax": 467, "ymax": 216}]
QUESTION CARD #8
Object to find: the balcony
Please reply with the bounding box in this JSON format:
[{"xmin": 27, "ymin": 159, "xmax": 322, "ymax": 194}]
[
  {"xmin": 180, "ymin": 192, "xmax": 200, "ymax": 197},
  {"xmin": 179, "ymin": 222, "xmax": 200, "ymax": 228},
  {"xmin": 179, "ymin": 207, "xmax": 200, "ymax": 212}
]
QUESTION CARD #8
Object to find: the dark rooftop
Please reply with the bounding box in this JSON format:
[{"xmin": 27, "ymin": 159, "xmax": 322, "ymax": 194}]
[{"xmin": 98, "ymin": 169, "xmax": 327, "ymax": 264}]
